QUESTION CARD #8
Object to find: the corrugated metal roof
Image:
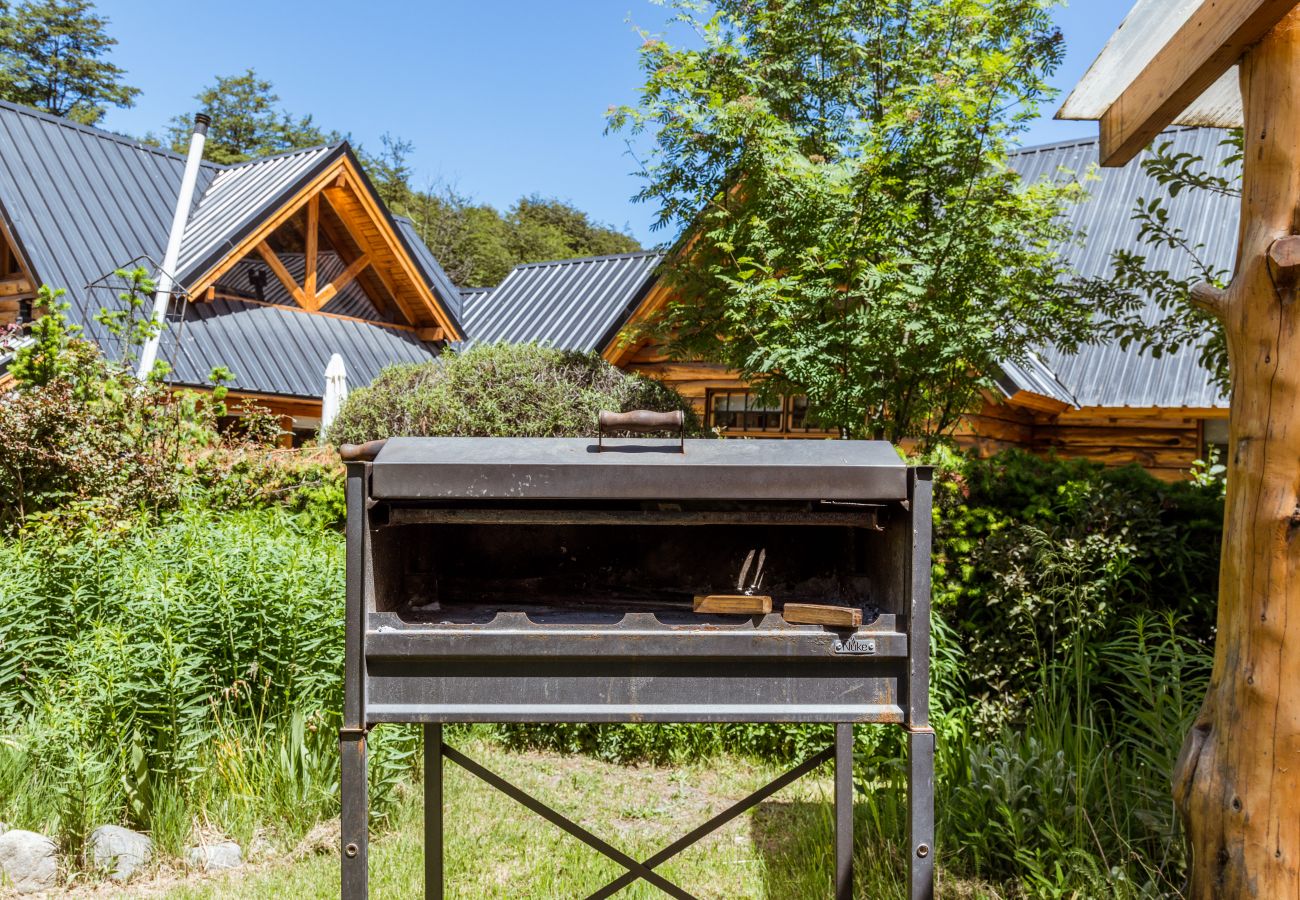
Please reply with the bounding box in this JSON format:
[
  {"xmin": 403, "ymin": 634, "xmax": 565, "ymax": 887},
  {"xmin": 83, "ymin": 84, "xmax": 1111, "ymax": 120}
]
[
  {"xmin": 0, "ymin": 101, "xmax": 463, "ymax": 401},
  {"xmin": 175, "ymin": 144, "xmax": 340, "ymax": 282},
  {"xmin": 994, "ymin": 352, "xmax": 1078, "ymax": 406},
  {"xmin": 1005, "ymin": 126, "xmax": 1236, "ymax": 409},
  {"xmin": 163, "ymin": 297, "xmax": 435, "ymax": 397},
  {"xmin": 393, "ymin": 216, "xmax": 464, "ymax": 321},
  {"xmin": 461, "ymin": 251, "xmax": 663, "ymax": 352},
  {"xmin": 0, "ymin": 99, "xmax": 219, "ymax": 350}
]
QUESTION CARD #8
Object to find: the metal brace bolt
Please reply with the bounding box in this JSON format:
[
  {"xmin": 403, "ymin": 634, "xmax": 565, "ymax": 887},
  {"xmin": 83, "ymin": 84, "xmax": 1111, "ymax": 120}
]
[
  {"xmin": 345, "ymin": 843, "xmax": 359, "ymax": 858},
  {"xmin": 916, "ymin": 843, "xmax": 930, "ymax": 858}
]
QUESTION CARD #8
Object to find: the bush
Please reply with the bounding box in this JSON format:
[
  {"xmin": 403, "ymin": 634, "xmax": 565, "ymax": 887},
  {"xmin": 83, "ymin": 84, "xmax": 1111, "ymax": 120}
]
[
  {"xmin": 326, "ymin": 342, "xmax": 705, "ymax": 444},
  {"xmin": 931, "ymin": 448, "xmax": 1222, "ymax": 731},
  {"xmin": 0, "ymin": 297, "xmax": 279, "ymax": 530}
]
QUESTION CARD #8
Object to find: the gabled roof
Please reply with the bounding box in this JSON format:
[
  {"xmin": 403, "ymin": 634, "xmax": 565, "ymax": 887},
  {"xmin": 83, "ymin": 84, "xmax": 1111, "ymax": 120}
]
[
  {"xmin": 0, "ymin": 100, "xmax": 462, "ymax": 400},
  {"xmin": 0, "ymin": 99, "xmax": 219, "ymax": 350},
  {"xmin": 176, "ymin": 144, "xmax": 340, "ymax": 282},
  {"xmin": 393, "ymin": 215, "xmax": 464, "ymax": 321},
  {"xmin": 460, "ymin": 251, "xmax": 663, "ymax": 352},
  {"xmin": 1004, "ymin": 126, "xmax": 1235, "ymax": 410}
]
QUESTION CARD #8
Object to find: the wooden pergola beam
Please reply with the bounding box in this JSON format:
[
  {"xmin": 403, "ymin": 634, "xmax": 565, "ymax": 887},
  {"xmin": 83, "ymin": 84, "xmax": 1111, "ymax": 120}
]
[{"xmin": 1099, "ymin": 0, "xmax": 1297, "ymax": 166}]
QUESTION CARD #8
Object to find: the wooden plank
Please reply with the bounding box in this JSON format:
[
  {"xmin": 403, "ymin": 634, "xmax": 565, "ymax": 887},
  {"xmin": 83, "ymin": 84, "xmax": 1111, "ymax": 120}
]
[
  {"xmin": 1099, "ymin": 0, "xmax": 1296, "ymax": 166},
  {"xmin": 1004, "ymin": 389, "xmax": 1071, "ymax": 414},
  {"xmin": 0, "ymin": 273, "xmax": 33, "ymax": 296},
  {"xmin": 305, "ymin": 194, "xmax": 319, "ymax": 300},
  {"xmin": 315, "ymin": 253, "xmax": 371, "ymax": 306},
  {"xmin": 415, "ymin": 327, "xmax": 445, "ymax": 342},
  {"xmin": 782, "ymin": 603, "xmax": 863, "ymax": 628},
  {"xmin": 254, "ymin": 242, "xmax": 307, "ymax": 307},
  {"xmin": 693, "ymin": 595, "xmax": 773, "ymax": 615}
]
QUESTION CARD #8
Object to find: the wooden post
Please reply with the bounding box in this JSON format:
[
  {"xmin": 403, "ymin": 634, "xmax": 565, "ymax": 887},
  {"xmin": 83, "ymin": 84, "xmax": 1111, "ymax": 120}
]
[{"xmin": 1173, "ymin": 9, "xmax": 1300, "ymax": 896}]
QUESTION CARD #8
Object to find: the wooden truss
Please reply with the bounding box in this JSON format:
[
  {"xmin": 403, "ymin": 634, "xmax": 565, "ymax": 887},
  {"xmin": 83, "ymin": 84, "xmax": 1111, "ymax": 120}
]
[{"xmin": 189, "ymin": 156, "xmax": 457, "ymax": 342}]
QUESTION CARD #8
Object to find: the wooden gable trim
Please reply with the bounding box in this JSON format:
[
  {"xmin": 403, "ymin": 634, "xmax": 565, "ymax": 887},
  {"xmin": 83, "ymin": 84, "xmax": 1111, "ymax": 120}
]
[
  {"xmin": 1003, "ymin": 389, "xmax": 1072, "ymax": 416},
  {"xmin": 325, "ymin": 155, "xmax": 461, "ymax": 339},
  {"xmin": 1099, "ymin": 0, "xmax": 1295, "ymax": 166},
  {"xmin": 602, "ymin": 277, "xmax": 675, "ymax": 367},
  {"xmin": 186, "ymin": 155, "xmax": 461, "ymax": 339}
]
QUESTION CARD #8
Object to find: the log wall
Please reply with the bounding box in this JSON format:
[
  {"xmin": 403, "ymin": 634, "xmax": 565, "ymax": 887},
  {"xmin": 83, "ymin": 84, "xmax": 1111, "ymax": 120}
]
[{"xmin": 621, "ymin": 338, "xmax": 1223, "ymax": 479}]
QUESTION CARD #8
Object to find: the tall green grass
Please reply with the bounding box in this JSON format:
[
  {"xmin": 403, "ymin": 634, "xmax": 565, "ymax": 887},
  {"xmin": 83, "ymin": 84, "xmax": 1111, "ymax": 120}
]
[
  {"xmin": 0, "ymin": 475, "xmax": 1216, "ymax": 896},
  {"xmin": 0, "ymin": 506, "xmax": 416, "ymax": 873}
]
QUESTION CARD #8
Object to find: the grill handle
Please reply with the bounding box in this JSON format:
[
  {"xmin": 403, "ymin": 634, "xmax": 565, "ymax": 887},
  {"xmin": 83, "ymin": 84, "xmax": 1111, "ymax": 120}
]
[{"xmin": 597, "ymin": 409, "xmax": 685, "ymax": 452}]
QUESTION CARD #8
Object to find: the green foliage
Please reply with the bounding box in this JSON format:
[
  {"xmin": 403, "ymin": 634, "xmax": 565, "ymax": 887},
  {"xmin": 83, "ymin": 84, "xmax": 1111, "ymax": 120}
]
[
  {"xmin": 326, "ymin": 343, "xmax": 703, "ymax": 445},
  {"xmin": 167, "ymin": 68, "xmax": 333, "ymax": 164},
  {"xmin": 1087, "ymin": 134, "xmax": 1240, "ymax": 391},
  {"xmin": 609, "ymin": 0, "xmax": 1099, "ymax": 444},
  {"xmin": 0, "ymin": 0, "xmax": 138, "ymax": 124},
  {"xmin": 932, "ymin": 450, "xmax": 1221, "ymax": 733},
  {"xmin": 0, "ymin": 299, "xmax": 277, "ymax": 529},
  {"xmin": 363, "ymin": 135, "xmax": 641, "ymax": 287}
]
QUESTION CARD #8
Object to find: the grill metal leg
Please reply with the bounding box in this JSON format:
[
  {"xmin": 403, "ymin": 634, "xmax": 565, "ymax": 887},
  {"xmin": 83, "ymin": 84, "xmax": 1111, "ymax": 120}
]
[
  {"xmin": 908, "ymin": 728, "xmax": 936, "ymax": 900},
  {"xmin": 835, "ymin": 723, "xmax": 853, "ymax": 900},
  {"xmin": 425, "ymin": 724, "xmax": 443, "ymax": 900},
  {"xmin": 340, "ymin": 728, "xmax": 368, "ymax": 900}
]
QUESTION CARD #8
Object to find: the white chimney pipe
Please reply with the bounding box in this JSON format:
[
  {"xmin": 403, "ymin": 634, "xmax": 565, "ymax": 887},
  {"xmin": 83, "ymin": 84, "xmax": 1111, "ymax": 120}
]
[{"xmin": 136, "ymin": 112, "xmax": 209, "ymax": 380}]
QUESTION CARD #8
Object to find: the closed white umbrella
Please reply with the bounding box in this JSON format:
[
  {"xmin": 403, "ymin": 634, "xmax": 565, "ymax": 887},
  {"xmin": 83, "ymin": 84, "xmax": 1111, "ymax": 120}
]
[{"xmin": 321, "ymin": 353, "xmax": 348, "ymax": 437}]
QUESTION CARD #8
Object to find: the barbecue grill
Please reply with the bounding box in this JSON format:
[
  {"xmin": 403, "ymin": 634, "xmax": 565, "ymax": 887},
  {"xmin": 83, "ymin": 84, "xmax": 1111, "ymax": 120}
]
[{"xmin": 339, "ymin": 412, "xmax": 935, "ymax": 899}]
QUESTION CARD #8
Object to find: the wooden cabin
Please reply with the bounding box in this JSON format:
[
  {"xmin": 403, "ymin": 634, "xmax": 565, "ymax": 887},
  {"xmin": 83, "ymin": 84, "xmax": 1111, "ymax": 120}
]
[
  {"xmin": 0, "ymin": 100, "xmax": 462, "ymax": 435},
  {"xmin": 462, "ymin": 127, "xmax": 1234, "ymax": 481},
  {"xmin": 0, "ymin": 100, "xmax": 1231, "ymax": 479}
]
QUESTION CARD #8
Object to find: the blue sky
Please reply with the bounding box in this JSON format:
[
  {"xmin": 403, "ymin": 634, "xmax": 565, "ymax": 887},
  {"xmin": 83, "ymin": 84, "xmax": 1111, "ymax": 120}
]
[{"xmin": 98, "ymin": 1, "xmax": 1135, "ymax": 247}]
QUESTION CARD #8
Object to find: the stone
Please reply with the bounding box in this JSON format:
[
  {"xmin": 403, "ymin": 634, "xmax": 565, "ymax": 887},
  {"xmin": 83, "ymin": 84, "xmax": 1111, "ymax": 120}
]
[
  {"xmin": 88, "ymin": 824, "xmax": 152, "ymax": 882},
  {"xmin": 0, "ymin": 829, "xmax": 58, "ymax": 893},
  {"xmin": 186, "ymin": 840, "xmax": 242, "ymax": 870}
]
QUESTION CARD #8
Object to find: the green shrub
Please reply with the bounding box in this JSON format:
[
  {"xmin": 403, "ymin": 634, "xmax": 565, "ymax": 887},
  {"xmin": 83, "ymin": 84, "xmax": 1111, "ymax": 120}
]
[
  {"xmin": 326, "ymin": 342, "xmax": 705, "ymax": 444},
  {"xmin": 0, "ymin": 297, "xmax": 279, "ymax": 530},
  {"xmin": 931, "ymin": 448, "xmax": 1222, "ymax": 731}
]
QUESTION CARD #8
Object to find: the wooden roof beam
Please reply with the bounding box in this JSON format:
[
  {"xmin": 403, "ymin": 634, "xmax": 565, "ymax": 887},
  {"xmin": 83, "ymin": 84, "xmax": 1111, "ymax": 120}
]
[
  {"xmin": 315, "ymin": 253, "xmax": 371, "ymax": 307},
  {"xmin": 1099, "ymin": 0, "xmax": 1297, "ymax": 167},
  {"xmin": 254, "ymin": 241, "xmax": 309, "ymax": 308}
]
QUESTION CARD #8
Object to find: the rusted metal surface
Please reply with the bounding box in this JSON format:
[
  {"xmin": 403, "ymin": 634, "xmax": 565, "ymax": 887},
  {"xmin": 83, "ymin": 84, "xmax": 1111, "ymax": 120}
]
[{"xmin": 340, "ymin": 435, "xmax": 933, "ymax": 898}]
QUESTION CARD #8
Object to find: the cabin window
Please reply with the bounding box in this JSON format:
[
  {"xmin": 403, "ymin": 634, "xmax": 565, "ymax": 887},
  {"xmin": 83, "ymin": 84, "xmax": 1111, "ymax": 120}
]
[
  {"xmin": 1203, "ymin": 418, "xmax": 1229, "ymax": 464},
  {"xmin": 707, "ymin": 390, "xmax": 825, "ymax": 434}
]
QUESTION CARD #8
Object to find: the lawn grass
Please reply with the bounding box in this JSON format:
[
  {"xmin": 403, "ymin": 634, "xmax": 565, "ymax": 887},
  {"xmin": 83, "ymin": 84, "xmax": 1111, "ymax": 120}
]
[{"xmin": 112, "ymin": 737, "xmax": 999, "ymax": 899}]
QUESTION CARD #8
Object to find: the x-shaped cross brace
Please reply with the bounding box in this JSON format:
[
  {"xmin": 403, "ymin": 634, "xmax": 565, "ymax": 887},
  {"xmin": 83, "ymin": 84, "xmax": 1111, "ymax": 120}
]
[{"xmin": 440, "ymin": 742, "xmax": 836, "ymax": 899}]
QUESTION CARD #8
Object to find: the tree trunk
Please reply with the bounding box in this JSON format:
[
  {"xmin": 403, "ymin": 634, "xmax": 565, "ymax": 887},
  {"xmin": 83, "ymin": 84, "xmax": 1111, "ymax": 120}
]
[{"xmin": 1172, "ymin": 10, "xmax": 1300, "ymax": 897}]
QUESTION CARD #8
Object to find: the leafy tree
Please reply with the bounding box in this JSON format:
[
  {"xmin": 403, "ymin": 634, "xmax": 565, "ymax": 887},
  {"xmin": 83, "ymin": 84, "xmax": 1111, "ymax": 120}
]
[
  {"xmin": 168, "ymin": 69, "xmax": 331, "ymax": 164},
  {"xmin": 0, "ymin": 0, "xmax": 138, "ymax": 124},
  {"xmin": 608, "ymin": 0, "xmax": 1099, "ymax": 443},
  {"xmin": 1084, "ymin": 134, "xmax": 1239, "ymax": 390}
]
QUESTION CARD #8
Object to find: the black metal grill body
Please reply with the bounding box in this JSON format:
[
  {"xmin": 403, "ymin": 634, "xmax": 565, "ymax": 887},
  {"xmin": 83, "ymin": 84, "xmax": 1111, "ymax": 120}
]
[{"xmin": 340, "ymin": 436, "xmax": 934, "ymax": 899}]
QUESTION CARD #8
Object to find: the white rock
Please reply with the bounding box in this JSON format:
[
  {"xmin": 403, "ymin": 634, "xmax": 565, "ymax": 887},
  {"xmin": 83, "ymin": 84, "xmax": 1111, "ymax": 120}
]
[
  {"xmin": 88, "ymin": 824, "xmax": 152, "ymax": 882},
  {"xmin": 0, "ymin": 823, "xmax": 8, "ymax": 837},
  {"xmin": 0, "ymin": 829, "xmax": 57, "ymax": 893},
  {"xmin": 186, "ymin": 840, "xmax": 242, "ymax": 870}
]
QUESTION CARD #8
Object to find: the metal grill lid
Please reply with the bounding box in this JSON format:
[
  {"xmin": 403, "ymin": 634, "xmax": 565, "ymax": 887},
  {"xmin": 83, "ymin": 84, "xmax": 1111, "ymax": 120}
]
[{"xmin": 369, "ymin": 437, "xmax": 908, "ymax": 501}]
